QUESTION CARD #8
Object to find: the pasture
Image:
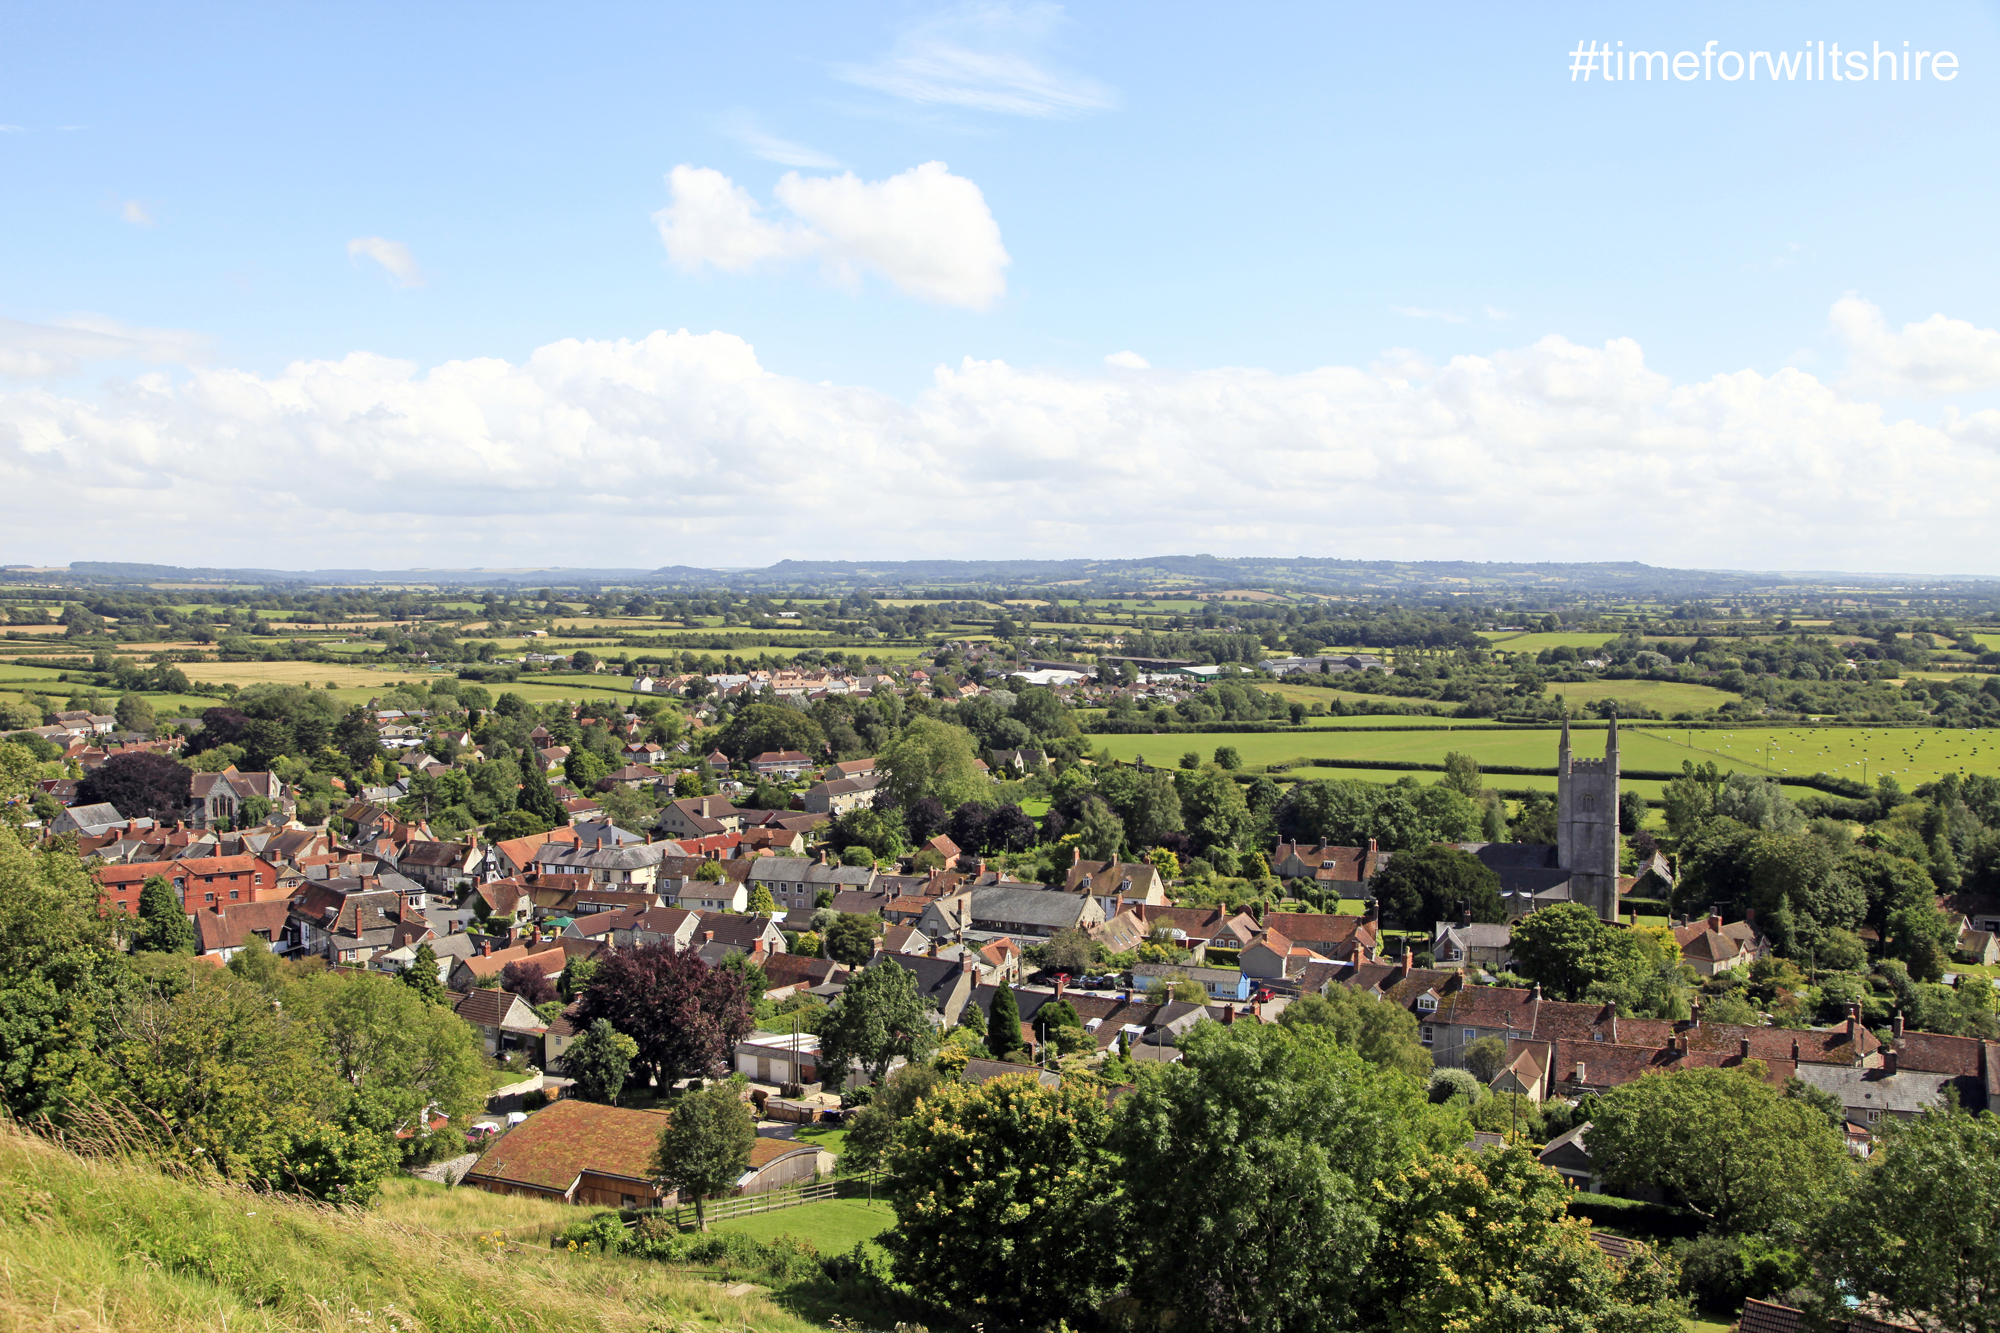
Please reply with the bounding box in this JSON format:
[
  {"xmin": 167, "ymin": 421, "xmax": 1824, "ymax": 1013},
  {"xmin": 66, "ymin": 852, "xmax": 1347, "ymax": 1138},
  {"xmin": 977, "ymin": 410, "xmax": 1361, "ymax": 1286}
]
[
  {"xmin": 1653, "ymin": 725, "xmax": 2000, "ymax": 785},
  {"xmin": 1480, "ymin": 632, "xmax": 1622, "ymax": 653},
  {"xmin": 1541, "ymin": 679, "xmax": 1742, "ymax": 715},
  {"xmin": 710, "ymin": 1195, "xmax": 894, "ymax": 1253},
  {"xmin": 1092, "ymin": 726, "xmax": 1766, "ymax": 777}
]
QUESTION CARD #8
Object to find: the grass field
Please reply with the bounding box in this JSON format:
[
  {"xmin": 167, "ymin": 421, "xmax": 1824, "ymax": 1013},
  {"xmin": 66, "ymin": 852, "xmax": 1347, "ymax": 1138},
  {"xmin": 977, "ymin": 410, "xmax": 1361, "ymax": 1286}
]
[
  {"xmin": 1095, "ymin": 726, "xmax": 1767, "ymax": 776},
  {"xmin": 711, "ymin": 1195, "xmax": 895, "ymax": 1255},
  {"xmin": 1654, "ymin": 725, "xmax": 2000, "ymax": 784},
  {"xmin": 1542, "ymin": 679, "xmax": 1742, "ymax": 714},
  {"xmin": 179, "ymin": 660, "xmax": 437, "ymax": 689},
  {"xmin": 0, "ymin": 1125, "xmax": 822, "ymax": 1333},
  {"xmin": 1481, "ymin": 632, "xmax": 1622, "ymax": 653}
]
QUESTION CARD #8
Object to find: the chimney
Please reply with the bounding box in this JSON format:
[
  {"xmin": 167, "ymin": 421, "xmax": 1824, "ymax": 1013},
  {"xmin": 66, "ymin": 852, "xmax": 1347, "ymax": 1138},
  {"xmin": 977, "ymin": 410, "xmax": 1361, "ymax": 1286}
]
[
  {"xmin": 1883, "ymin": 1048, "xmax": 1898, "ymax": 1075},
  {"xmin": 1402, "ymin": 948, "xmax": 1414, "ymax": 971},
  {"xmin": 1792, "ymin": 1038, "xmax": 1801, "ymax": 1060},
  {"xmin": 1893, "ymin": 1011, "xmax": 1905, "ymax": 1037},
  {"xmin": 1846, "ymin": 1012, "xmax": 1859, "ymax": 1041},
  {"xmin": 1222, "ymin": 1004, "xmax": 1235, "ymax": 1025},
  {"xmin": 1122, "ymin": 988, "xmax": 1132, "ymax": 1005},
  {"xmin": 1690, "ymin": 1002, "xmax": 1701, "ymax": 1028},
  {"xmin": 1605, "ymin": 1000, "xmax": 1619, "ymax": 1043},
  {"xmin": 1740, "ymin": 1037, "xmax": 1752, "ymax": 1058},
  {"xmin": 1459, "ymin": 902, "xmax": 1471, "ymax": 928},
  {"xmin": 1574, "ymin": 1061, "xmax": 1586, "ymax": 1084},
  {"xmin": 1707, "ymin": 912, "xmax": 1723, "ymax": 933},
  {"xmin": 1072, "ymin": 846, "xmax": 1082, "ymax": 866},
  {"xmin": 960, "ymin": 952, "xmax": 976, "ymax": 975},
  {"xmin": 1055, "ymin": 974, "xmax": 1067, "ymax": 1000},
  {"xmin": 702, "ymin": 930, "xmax": 714, "ymax": 943},
  {"xmin": 479, "ymin": 939, "xmax": 491, "ymax": 957},
  {"xmin": 1743, "ymin": 907, "xmax": 1756, "ymax": 925}
]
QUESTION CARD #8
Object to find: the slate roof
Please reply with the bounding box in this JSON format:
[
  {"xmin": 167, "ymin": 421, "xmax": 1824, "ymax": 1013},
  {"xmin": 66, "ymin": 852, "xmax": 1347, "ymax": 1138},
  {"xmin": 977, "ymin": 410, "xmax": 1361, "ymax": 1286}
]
[{"xmin": 966, "ymin": 885, "xmax": 1094, "ymax": 930}]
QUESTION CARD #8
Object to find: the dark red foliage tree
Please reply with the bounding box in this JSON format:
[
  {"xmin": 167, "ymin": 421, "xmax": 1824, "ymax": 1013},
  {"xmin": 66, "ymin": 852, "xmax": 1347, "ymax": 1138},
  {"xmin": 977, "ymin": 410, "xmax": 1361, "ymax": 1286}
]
[
  {"xmin": 903, "ymin": 795, "xmax": 948, "ymax": 843},
  {"xmin": 572, "ymin": 942, "xmax": 752, "ymax": 1091},
  {"xmin": 75, "ymin": 751, "xmax": 193, "ymax": 823},
  {"xmin": 500, "ymin": 960, "xmax": 557, "ymax": 1006},
  {"xmin": 985, "ymin": 803, "xmax": 1037, "ymax": 853}
]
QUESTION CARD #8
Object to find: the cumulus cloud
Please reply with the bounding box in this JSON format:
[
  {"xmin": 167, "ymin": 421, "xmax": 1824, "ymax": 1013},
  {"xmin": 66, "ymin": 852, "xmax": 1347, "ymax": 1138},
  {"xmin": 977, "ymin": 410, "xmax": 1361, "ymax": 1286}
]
[
  {"xmin": 838, "ymin": 2, "xmax": 1114, "ymax": 117},
  {"xmin": 0, "ymin": 314, "xmax": 209, "ymax": 378},
  {"xmin": 1104, "ymin": 351, "xmax": 1149, "ymax": 369},
  {"xmin": 655, "ymin": 161, "xmax": 1009, "ymax": 310},
  {"xmin": 1833, "ymin": 295, "xmax": 2000, "ymax": 396},
  {"xmin": 0, "ymin": 322, "xmax": 1994, "ymax": 571},
  {"xmin": 347, "ymin": 236, "xmax": 425, "ymax": 287}
]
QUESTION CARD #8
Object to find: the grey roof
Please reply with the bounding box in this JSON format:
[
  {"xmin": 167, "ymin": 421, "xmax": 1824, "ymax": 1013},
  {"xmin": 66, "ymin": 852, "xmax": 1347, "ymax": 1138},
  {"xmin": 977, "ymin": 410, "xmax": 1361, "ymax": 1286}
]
[
  {"xmin": 878, "ymin": 953, "xmax": 971, "ymax": 1005},
  {"xmin": 967, "ymin": 885, "xmax": 1091, "ymax": 930},
  {"xmin": 1791, "ymin": 1064, "xmax": 1959, "ymax": 1115},
  {"xmin": 1133, "ymin": 962, "xmax": 1242, "ymax": 986},
  {"xmin": 59, "ymin": 802, "xmax": 127, "ymax": 828},
  {"xmin": 533, "ymin": 842, "xmax": 672, "ymax": 873},
  {"xmin": 1435, "ymin": 922, "xmax": 1513, "ymax": 949},
  {"xmin": 746, "ymin": 857, "xmax": 876, "ymax": 888}
]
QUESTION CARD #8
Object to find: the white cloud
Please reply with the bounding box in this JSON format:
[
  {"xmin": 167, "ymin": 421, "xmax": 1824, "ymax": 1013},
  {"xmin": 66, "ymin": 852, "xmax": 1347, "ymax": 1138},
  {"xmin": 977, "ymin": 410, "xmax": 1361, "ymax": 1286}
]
[
  {"xmin": 1833, "ymin": 295, "xmax": 2000, "ymax": 396},
  {"xmin": 717, "ymin": 112, "xmax": 841, "ymax": 169},
  {"xmin": 0, "ymin": 314, "xmax": 209, "ymax": 378},
  {"xmin": 838, "ymin": 2, "xmax": 1114, "ymax": 118},
  {"xmin": 1391, "ymin": 306, "xmax": 1469, "ymax": 325},
  {"xmin": 0, "ymin": 321, "xmax": 1995, "ymax": 571},
  {"xmin": 347, "ymin": 236, "xmax": 425, "ymax": 288},
  {"xmin": 1104, "ymin": 351, "xmax": 1149, "ymax": 369},
  {"xmin": 119, "ymin": 200, "xmax": 154, "ymax": 227},
  {"xmin": 656, "ymin": 161, "xmax": 1009, "ymax": 310}
]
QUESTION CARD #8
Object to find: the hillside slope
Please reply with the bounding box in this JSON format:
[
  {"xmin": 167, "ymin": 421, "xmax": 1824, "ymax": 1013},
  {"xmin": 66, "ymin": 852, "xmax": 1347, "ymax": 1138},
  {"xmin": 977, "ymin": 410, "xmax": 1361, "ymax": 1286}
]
[{"xmin": 0, "ymin": 1126, "xmax": 822, "ymax": 1333}]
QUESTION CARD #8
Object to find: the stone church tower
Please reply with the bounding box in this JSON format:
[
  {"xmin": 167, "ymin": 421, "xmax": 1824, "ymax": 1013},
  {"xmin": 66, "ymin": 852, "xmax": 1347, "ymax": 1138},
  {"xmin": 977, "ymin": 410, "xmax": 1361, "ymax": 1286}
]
[{"xmin": 1557, "ymin": 714, "xmax": 1620, "ymax": 921}]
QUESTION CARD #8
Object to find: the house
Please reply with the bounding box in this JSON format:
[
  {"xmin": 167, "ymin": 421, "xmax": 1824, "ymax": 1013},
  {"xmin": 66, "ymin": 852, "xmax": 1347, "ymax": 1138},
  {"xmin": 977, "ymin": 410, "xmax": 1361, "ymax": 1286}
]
[
  {"xmin": 689, "ymin": 913, "xmax": 788, "ymax": 957},
  {"xmin": 1258, "ymin": 911, "xmax": 1380, "ymax": 963},
  {"xmin": 447, "ymin": 941, "xmax": 567, "ymax": 992},
  {"xmin": 1673, "ymin": 913, "xmax": 1766, "ymax": 977},
  {"xmin": 450, "ymin": 987, "xmax": 548, "ymax": 1058},
  {"xmin": 188, "ymin": 770, "xmax": 287, "ymax": 828},
  {"xmin": 734, "ymin": 1031, "xmax": 824, "ymax": 1086},
  {"xmin": 531, "ymin": 838, "xmax": 679, "ymax": 889},
  {"xmin": 1790, "ymin": 1051, "xmax": 1961, "ymax": 1131},
  {"xmin": 827, "ymin": 758, "xmax": 877, "ymax": 781},
  {"xmin": 1432, "ymin": 919, "xmax": 1514, "ymax": 971},
  {"xmin": 458, "ymin": 879, "xmax": 536, "ymax": 933},
  {"xmin": 192, "ymin": 900, "xmax": 295, "ymax": 960},
  {"xmin": 921, "ymin": 833, "xmax": 961, "ymax": 864},
  {"xmin": 1269, "ymin": 839, "xmax": 1382, "ymax": 885},
  {"xmin": 1240, "ymin": 928, "xmax": 1328, "ymax": 982},
  {"xmin": 462, "ymin": 1099, "xmax": 673, "ymax": 1207},
  {"xmin": 289, "ymin": 886, "xmax": 421, "ymax": 963},
  {"xmin": 1132, "ymin": 962, "xmax": 1252, "ymax": 1002},
  {"xmin": 51, "ymin": 802, "xmax": 128, "ymax": 837},
  {"xmin": 876, "ymin": 953, "xmax": 978, "ymax": 1025},
  {"xmin": 390, "ymin": 840, "xmax": 481, "ymax": 895},
  {"xmin": 743, "ymin": 856, "xmax": 876, "ymax": 914},
  {"xmin": 657, "ymin": 795, "xmax": 746, "ymax": 840},
  {"xmin": 801, "ymin": 774, "xmax": 882, "ymax": 816},
  {"xmin": 986, "ymin": 748, "xmax": 1047, "ymax": 776},
  {"xmin": 1538, "ymin": 1122, "xmax": 1599, "ymax": 1190},
  {"xmin": 762, "ymin": 953, "xmax": 845, "ymax": 995},
  {"xmin": 484, "ymin": 827, "xmax": 582, "ymax": 881},
  {"xmin": 671, "ymin": 875, "xmax": 749, "ymax": 914},
  {"xmin": 605, "ymin": 906, "xmax": 701, "ymax": 951},
  {"xmin": 1886, "ymin": 1023, "xmax": 1997, "ymax": 1112},
  {"xmin": 749, "ymin": 750, "xmax": 811, "ymax": 777},
  {"xmin": 1955, "ymin": 926, "xmax": 2000, "ymax": 967},
  {"xmin": 93, "ymin": 854, "xmax": 283, "ymax": 916},
  {"xmin": 877, "ymin": 923, "xmax": 931, "ymax": 955},
  {"xmin": 960, "ymin": 885, "xmax": 1105, "ymax": 938},
  {"xmin": 1065, "ymin": 855, "xmax": 1168, "ymax": 909},
  {"xmin": 937, "ymin": 936, "xmax": 1023, "ymax": 985}
]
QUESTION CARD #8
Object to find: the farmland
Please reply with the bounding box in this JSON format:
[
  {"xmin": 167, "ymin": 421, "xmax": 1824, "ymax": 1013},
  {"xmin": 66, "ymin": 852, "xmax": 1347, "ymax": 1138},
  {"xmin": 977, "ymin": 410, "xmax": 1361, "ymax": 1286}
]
[
  {"xmin": 1091, "ymin": 725, "xmax": 1762, "ymax": 776},
  {"xmin": 1660, "ymin": 725, "xmax": 2000, "ymax": 785},
  {"xmin": 1540, "ymin": 679, "xmax": 1742, "ymax": 714}
]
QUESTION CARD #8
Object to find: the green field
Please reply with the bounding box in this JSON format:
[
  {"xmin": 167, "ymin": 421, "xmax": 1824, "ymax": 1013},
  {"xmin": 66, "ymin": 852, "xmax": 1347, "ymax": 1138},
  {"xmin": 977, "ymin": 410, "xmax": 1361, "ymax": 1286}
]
[
  {"xmin": 1542, "ymin": 679, "xmax": 1742, "ymax": 714},
  {"xmin": 1481, "ymin": 632, "xmax": 1622, "ymax": 653},
  {"xmin": 710, "ymin": 1195, "xmax": 894, "ymax": 1254},
  {"xmin": 1660, "ymin": 726, "xmax": 2000, "ymax": 785}
]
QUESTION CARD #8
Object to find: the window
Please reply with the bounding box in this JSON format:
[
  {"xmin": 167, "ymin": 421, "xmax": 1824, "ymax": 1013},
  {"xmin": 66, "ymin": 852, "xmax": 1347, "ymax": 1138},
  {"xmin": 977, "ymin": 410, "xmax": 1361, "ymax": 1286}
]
[
  {"xmin": 1867, "ymin": 1110, "xmax": 1881, "ymax": 1124},
  {"xmin": 1417, "ymin": 994, "xmax": 1437, "ymax": 1012},
  {"xmin": 1420, "ymin": 1025, "xmax": 1434, "ymax": 1045},
  {"xmin": 205, "ymin": 892, "xmax": 216, "ymax": 902},
  {"xmin": 1463, "ymin": 1028, "xmax": 1476, "ymax": 1041}
]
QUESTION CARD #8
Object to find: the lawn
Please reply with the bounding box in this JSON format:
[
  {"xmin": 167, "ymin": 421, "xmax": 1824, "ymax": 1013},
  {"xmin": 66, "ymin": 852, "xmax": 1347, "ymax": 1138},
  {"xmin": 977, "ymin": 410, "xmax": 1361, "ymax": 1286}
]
[
  {"xmin": 710, "ymin": 1196, "xmax": 894, "ymax": 1255},
  {"xmin": 1480, "ymin": 632, "xmax": 1623, "ymax": 653},
  {"xmin": 792, "ymin": 1124, "xmax": 849, "ymax": 1156}
]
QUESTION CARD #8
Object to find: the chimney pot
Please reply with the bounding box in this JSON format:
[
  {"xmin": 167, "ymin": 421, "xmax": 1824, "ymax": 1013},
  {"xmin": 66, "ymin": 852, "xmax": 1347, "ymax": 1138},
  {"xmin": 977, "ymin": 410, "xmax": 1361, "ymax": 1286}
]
[{"xmin": 1708, "ymin": 912, "xmax": 1723, "ymax": 932}]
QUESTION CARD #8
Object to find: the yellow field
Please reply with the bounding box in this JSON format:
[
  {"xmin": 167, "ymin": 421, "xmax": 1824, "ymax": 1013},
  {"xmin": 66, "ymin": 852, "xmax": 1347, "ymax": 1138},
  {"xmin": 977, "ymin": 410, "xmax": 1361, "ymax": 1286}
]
[
  {"xmin": 190, "ymin": 660, "xmax": 437, "ymax": 689},
  {"xmin": 1543, "ymin": 679, "xmax": 1742, "ymax": 714}
]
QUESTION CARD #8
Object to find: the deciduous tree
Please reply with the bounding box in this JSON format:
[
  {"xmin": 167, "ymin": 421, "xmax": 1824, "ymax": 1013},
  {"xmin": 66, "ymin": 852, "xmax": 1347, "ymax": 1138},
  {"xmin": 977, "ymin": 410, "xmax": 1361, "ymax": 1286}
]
[
  {"xmin": 650, "ymin": 1080, "xmax": 755, "ymax": 1230},
  {"xmin": 567, "ymin": 1018, "xmax": 638, "ymax": 1105},
  {"xmin": 572, "ymin": 943, "xmax": 752, "ymax": 1091},
  {"xmin": 75, "ymin": 751, "xmax": 192, "ymax": 824},
  {"xmin": 818, "ymin": 958, "xmax": 935, "ymax": 1086}
]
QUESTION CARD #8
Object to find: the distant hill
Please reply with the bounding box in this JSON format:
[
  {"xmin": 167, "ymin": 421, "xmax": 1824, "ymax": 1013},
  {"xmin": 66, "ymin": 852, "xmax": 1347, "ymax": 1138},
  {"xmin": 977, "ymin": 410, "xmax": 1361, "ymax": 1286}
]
[{"xmin": 43, "ymin": 555, "xmax": 1984, "ymax": 596}]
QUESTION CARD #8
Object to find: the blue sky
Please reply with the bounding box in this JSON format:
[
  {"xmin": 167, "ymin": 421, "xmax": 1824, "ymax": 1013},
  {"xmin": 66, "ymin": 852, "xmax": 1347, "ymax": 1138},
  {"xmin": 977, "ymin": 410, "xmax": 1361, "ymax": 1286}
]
[{"xmin": 5, "ymin": 1, "xmax": 2000, "ymax": 571}]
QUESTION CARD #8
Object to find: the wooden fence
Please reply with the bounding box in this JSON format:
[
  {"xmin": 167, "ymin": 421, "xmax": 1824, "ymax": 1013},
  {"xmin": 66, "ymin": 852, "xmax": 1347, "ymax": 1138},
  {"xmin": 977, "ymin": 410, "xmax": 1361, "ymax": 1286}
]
[{"xmin": 667, "ymin": 1177, "xmax": 853, "ymax": 1228}]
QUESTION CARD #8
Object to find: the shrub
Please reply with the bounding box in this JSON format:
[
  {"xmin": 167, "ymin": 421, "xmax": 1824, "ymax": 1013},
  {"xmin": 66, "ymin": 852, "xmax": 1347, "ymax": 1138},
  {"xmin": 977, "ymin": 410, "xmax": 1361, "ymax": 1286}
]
[
  {"xmin": 554, "ymin": 1212, "xmax": 627, "ymax": 1255},
  {"xmin": 1427, "ymin": 1067, "xmax": 1483, "ymax": 1103},
  {"xmin": 520, "ymin": 1089, "xmax": 549, "ymax": 1111}
]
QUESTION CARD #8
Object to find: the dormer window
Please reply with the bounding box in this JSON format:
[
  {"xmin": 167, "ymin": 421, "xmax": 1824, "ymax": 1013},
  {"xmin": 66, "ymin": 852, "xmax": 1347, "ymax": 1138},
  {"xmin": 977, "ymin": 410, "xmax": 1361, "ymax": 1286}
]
[{"xmin": 1416, "ymin": 994, "xmax": 1438, "ymax": 1012}]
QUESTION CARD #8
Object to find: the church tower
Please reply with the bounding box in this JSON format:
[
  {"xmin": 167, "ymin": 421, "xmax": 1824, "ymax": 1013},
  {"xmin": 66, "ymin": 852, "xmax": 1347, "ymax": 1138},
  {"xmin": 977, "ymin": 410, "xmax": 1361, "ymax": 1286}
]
[{"xmin": 1557, "ymin": 714, "xmax": 1620, "ymax": 921}]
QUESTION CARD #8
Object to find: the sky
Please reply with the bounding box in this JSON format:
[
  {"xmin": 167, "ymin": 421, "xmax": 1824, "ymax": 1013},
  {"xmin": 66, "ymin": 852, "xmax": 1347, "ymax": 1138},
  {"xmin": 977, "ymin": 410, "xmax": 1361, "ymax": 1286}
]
[{"xmin": 5, "ymin": 0, "xmax": 2000, "ymax": 574}]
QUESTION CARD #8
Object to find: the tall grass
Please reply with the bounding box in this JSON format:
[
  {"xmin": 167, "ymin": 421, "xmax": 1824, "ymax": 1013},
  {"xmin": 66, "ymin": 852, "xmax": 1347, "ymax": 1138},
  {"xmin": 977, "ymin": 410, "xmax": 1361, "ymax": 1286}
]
[{"xmin": 0, "ymin": 1124, "xmax": 825, "ymax": 1333}]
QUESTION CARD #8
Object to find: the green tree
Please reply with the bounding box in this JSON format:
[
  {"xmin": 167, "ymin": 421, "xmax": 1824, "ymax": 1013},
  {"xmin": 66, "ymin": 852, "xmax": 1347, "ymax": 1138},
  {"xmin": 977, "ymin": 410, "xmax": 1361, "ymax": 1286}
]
[
  {"xmin": 226, "ymin": 935, "xmax": 282, "ymax": 991},
  {"xmin": 484, "ymin": 809, "xmax": 551, "ymax": 841},
  {"xmin": 567, "ymin": 1018, "xmax": 639, "ymax": 1104},
  {"xmin": 398, "ymin": 942, "xmax": 449, "ymax": 1005},
  {"xmin": 884, "ymin": 1075, "xmax": 1119, "ymax": 1325},
  {"xmin": 1510, "ymin": 903, "xmax": 1637, "ymax": 1002},
  {"xmin": 1815, "ymin": 1101, "xmax": 2000, "ymax": 1333},
  {"xmin": 1586, "ymin": 1065, "xmax": 1850, "ymax": 1233},
  {"xmin": 1213, "ymin": 745, "xmax": 1242, "ymax": 771},
  {"xmin": 1371, "ymin": 845, "xmax": 1504, "ymax": 931},
  {"xmin": 1368, "ymin": 1143, "xmax": 1688, "ymax": 1333},
  {"xmin": 840, "ymin": 1060, "xmax": 944, "ymax": 1176},
  {"xmin": 1441, "ymin": 750, "xmax": 1482, "ymax": 799},
  {"xmin": 1662, "ymin": 760, "xmax": 1723, "ymax": 840},
  {"xmin": 114, "ymin": 693, "xmax": 157, "ymax": 734},
  {"xmin": 1276, "ymin": 987, "xmax": 1433, "ymax": 1080},
  {"xmin": 746, "ymin": 884, "xmax": 777, "ymax": 914},
  {"xmin": 1074, "ymin": 795, "xmax": 1127, "ymax": 862},
  {"xmin": 713, "ymin": 703, "xmax": 825, "ymax": 764},
  {"xmin": 1175, "ymin": 765, "xmax": 1253, "ymax": 852},
  {"xmin": 515, "ymin": 746, "xmax": 566, "ymax": 828},
  {"xmin": 1462, "ymin": 1035, "xmax": 1509, "ymax": 1084},
  {"xmin": 822, "ymin": 911, "xmax": 881, "ymax": 967},
  {"xmin": 1044, "ymin": 926, "xmax": 1095, "ymax": 976},
  {"xmin": 878, "ymin": 716, "xmax": 986, "ymax": 810},
  {"xmin": 649, "ymin": 1080, "xmax": 755, "ymax": 1230},
  {"xmin": 818, "ymin": 959, "xmax": 935, "ymax": 1086},
  {"xmin": 130, "ymin": 875, "xmax": 196, "ymax": 954},
  {"xmin": 301, "ymin": 970, "xmax": 488, "ymax": 1135},
  {"xmin": 987, "ymin": 981, "xmax": 1022, "ymax": 1060},
  {"xmin": 1112, "ymin": 1021, "xmax": 1444, "ymax": 1332}
]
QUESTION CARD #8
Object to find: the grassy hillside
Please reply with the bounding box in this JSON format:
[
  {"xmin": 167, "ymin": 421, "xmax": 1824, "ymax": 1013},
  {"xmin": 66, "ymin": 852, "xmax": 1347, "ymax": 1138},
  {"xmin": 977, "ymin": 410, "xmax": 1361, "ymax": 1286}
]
[{"xmin": 0, "ymin": 1126, "xmax": 823, "ymax": 1333}]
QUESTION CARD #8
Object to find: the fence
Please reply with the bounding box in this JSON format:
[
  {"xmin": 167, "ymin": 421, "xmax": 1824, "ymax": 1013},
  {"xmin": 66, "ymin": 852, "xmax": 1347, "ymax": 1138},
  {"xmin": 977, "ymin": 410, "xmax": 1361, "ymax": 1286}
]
[{"xmin": 664, "ymin": 1173, "xmax": 881, "ymax": 1228}]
